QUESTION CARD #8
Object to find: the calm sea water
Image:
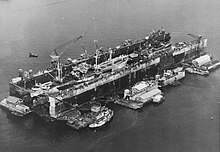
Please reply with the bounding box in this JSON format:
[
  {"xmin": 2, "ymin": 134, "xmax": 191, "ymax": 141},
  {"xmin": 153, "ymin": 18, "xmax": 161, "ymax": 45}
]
[{"xmin": 0, "ymin": 0, "xmax": 219, "ymax": 152}]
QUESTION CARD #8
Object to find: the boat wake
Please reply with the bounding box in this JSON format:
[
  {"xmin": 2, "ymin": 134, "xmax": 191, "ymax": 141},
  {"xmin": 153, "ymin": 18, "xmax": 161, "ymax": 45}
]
[{"xmin": 16, "ymin": 0, "xmax": 72, "ymax": 12}]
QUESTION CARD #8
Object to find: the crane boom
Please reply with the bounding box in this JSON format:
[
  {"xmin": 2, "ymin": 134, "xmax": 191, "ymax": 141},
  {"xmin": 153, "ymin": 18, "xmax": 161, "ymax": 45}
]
[
  {"xmin": 94, "ymin": 40, "xmax": 99, "ymax": 50},
  {"xmin": 187, "ymin": 33, "xmax": 202, "ymax": 40},
  {"xmin": 53, "ymin": 32, "xmax": 86, "ymax": 55},
  {"xmin": 81, "ymin": 44, "xmax": 86, "ymax": 52}
]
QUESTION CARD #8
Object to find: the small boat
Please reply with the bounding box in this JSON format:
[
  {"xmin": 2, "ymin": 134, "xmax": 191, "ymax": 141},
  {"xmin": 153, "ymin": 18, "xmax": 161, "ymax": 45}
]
[
  {"xmin": 89, "ymin": 107, "xmax": 113, "ymax": 128},
  {"xmin": 152, "ymin": 94, "xmax": 165, "ymax": 104},
  {"xmin": 29, "ymin": 53, "xmax": 38, "ymax": 58},
  {"xmin": 0, "ymin": 96, "xmax": 31, "ymax": 117}
]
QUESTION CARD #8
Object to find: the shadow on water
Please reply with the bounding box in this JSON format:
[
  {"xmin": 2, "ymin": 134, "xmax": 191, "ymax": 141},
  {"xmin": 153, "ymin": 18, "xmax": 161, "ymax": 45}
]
[
  {"xmin": 152, "ymin": 101, "xmax": 165, "ymax": 107},
  {"xmin": 1, "ymin": 100, "xmax": 139, "ymax": 144},
  {"xmin": 3, "ymin": 112, "xmax": 83, "ymax": 142},
  {"xmin": 182, "ymin": 74, "xmax": 212, "ymax": 89},
  {"xmin": 1, "ymin": 72, "xmax": 211, "ymax": 146},
  {"xmin": 5, "ymin": 111, "xmax": 32, "ymax": 122},
  {"xmin": 30, "ymin": 113, "xmax": 117, "ymax": 141}
]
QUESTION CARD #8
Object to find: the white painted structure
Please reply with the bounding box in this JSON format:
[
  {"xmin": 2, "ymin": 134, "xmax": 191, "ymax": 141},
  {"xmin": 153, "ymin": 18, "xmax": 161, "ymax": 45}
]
[
  {"xmin": 192, "ymin": 54, "xmax": 211, "ymax": 67},
  {"xmin": 135, "ymin": 88, "xmax": 162, "ymax": 103}
]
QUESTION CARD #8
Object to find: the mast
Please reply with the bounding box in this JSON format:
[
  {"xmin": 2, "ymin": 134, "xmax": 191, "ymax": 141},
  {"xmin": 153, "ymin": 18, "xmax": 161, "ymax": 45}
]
[
  {"xmin": 109, "ymin": 47, "xmax": 113, "ymax": 64},
  {"xmin": 94, "ymin": 40, "xmax": 99, "ymax": 71},
  {"xmin": 57, "ymin": 61, "xmax": 63, "ymax": 82},
  {"xmin": 188, "ymin": 33, "xmax": 203, "ymax": 50},
  {"xmin": 50, "ymin": 32, "xmax": 86, "ymax": 83},
  {"xmin": 95, "ymin": 48, "xmax": 98, "ymax": 70}
]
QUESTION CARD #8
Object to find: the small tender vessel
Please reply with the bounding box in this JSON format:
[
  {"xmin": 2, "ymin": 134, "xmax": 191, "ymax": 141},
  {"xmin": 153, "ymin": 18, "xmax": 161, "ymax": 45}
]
[
  {"xmin": 152, "ymin": 94, "xmax": 165, "ymax": 104},
  {"xmin": 29, "ymin": 53, "xmax": 38, "ymax": 58},
  {"xmin": 89, "ymin": 107, "xmax": 113, "ymax": 128},
  {"xmin": 0, "ymin": 96, "xmax": 31, "ymax": 117}
]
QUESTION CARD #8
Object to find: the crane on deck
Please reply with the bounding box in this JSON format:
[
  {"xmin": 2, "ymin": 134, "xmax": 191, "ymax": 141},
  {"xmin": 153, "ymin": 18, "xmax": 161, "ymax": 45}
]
[
  {"xmin": 187, "ymin": 33, "xmax": 202, "ymax": 42},
  {"xmin": 50, "ymin": 32, "xmax": 86, "ymax": 62},
  {"xmin": 187, "ymin": 33, "xmax": 204, "ymax": 51},
  {"xmin": 50, "ymin": 32, "xmax": 86, "ymax": 83}
]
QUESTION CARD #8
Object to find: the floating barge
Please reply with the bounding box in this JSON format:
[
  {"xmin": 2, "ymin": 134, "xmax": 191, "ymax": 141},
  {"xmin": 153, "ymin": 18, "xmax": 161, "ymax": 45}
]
[
  {"xmin": 114, "ymin": 99, "xmax": 144, "ymax": 110},
  {"xmin": 185, "ymin": 54, "xmax": 220, "ymax": 76},
  {"xmin": 0, "ymin": 96, "xmax": 31, "ymax": 117},
  {"xmin": 185, "ymin": 67, "xmax": 209, "ymax": 76},
  {"xmin": 114, "ymin": 80, "xmax": 163, "ymax": 110}
]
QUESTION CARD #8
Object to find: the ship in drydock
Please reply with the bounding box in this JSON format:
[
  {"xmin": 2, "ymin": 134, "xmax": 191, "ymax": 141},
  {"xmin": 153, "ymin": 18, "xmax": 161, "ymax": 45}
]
[{"xmin": 1, "ymin": 28, "xmax": 213, "ymax": 127}]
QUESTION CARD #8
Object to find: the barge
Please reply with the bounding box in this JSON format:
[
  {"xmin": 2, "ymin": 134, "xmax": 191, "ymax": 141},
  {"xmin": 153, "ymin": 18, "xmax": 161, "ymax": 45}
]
[
  {"xmin": 185, "ymin": 54, "xmax": 220, "ymax": 76},
  {"xmin": 115, "ymin": 80, "xmax": 163, "ymax": 109},
  {"xmin": 0, "ymin": 96, "xmax": 31, "ymax": 117}
]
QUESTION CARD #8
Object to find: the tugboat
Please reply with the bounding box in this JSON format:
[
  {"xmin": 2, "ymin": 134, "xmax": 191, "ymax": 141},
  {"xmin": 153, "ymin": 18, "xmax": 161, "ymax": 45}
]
[
  {"xmin": 89, "ymin": 107, "xmax": 113, "ymax": 128},
  {"xmin": 0, "ymin": 96, "xmax": 31, "ymax": 117}
]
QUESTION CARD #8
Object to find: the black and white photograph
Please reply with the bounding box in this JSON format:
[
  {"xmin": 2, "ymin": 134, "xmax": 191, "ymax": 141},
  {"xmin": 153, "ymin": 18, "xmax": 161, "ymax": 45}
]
[{"xmin": 0, "ymin": 0, "xmax": 219, "ymax": 152}]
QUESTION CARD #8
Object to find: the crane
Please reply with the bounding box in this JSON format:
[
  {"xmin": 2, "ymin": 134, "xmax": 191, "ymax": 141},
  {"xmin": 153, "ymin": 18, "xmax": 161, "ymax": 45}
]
[
  {"xmin": 187, "ymin": 33, "xmax": 202, "ymax": 41},
  {"xmin": 187, "ymin": 33, "xmax": 203, "ymax": 51},
  {"xmin": 79, "ymin": 43, "xmax": 90, "ymax": 59},
  {"xmin": 50, "ymin": 32, "xmax": 86, "ymax": 62},
  {"xmin": 93, "ymin": 40, "xmax": 109, "ymax": 70},
  {"xmin": 94, "ymin": 40, "xmax": 99, "ymax": 70},
  {"xmin": 50, "ymin": 32, "xmax": 86, "ymax": 83}
]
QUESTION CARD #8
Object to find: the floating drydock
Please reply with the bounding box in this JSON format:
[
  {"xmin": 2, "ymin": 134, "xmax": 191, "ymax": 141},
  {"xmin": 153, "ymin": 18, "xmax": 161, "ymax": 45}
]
[{"xmin": 2, "ymin": 28, "xmax": 215, "ymax": 128}]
